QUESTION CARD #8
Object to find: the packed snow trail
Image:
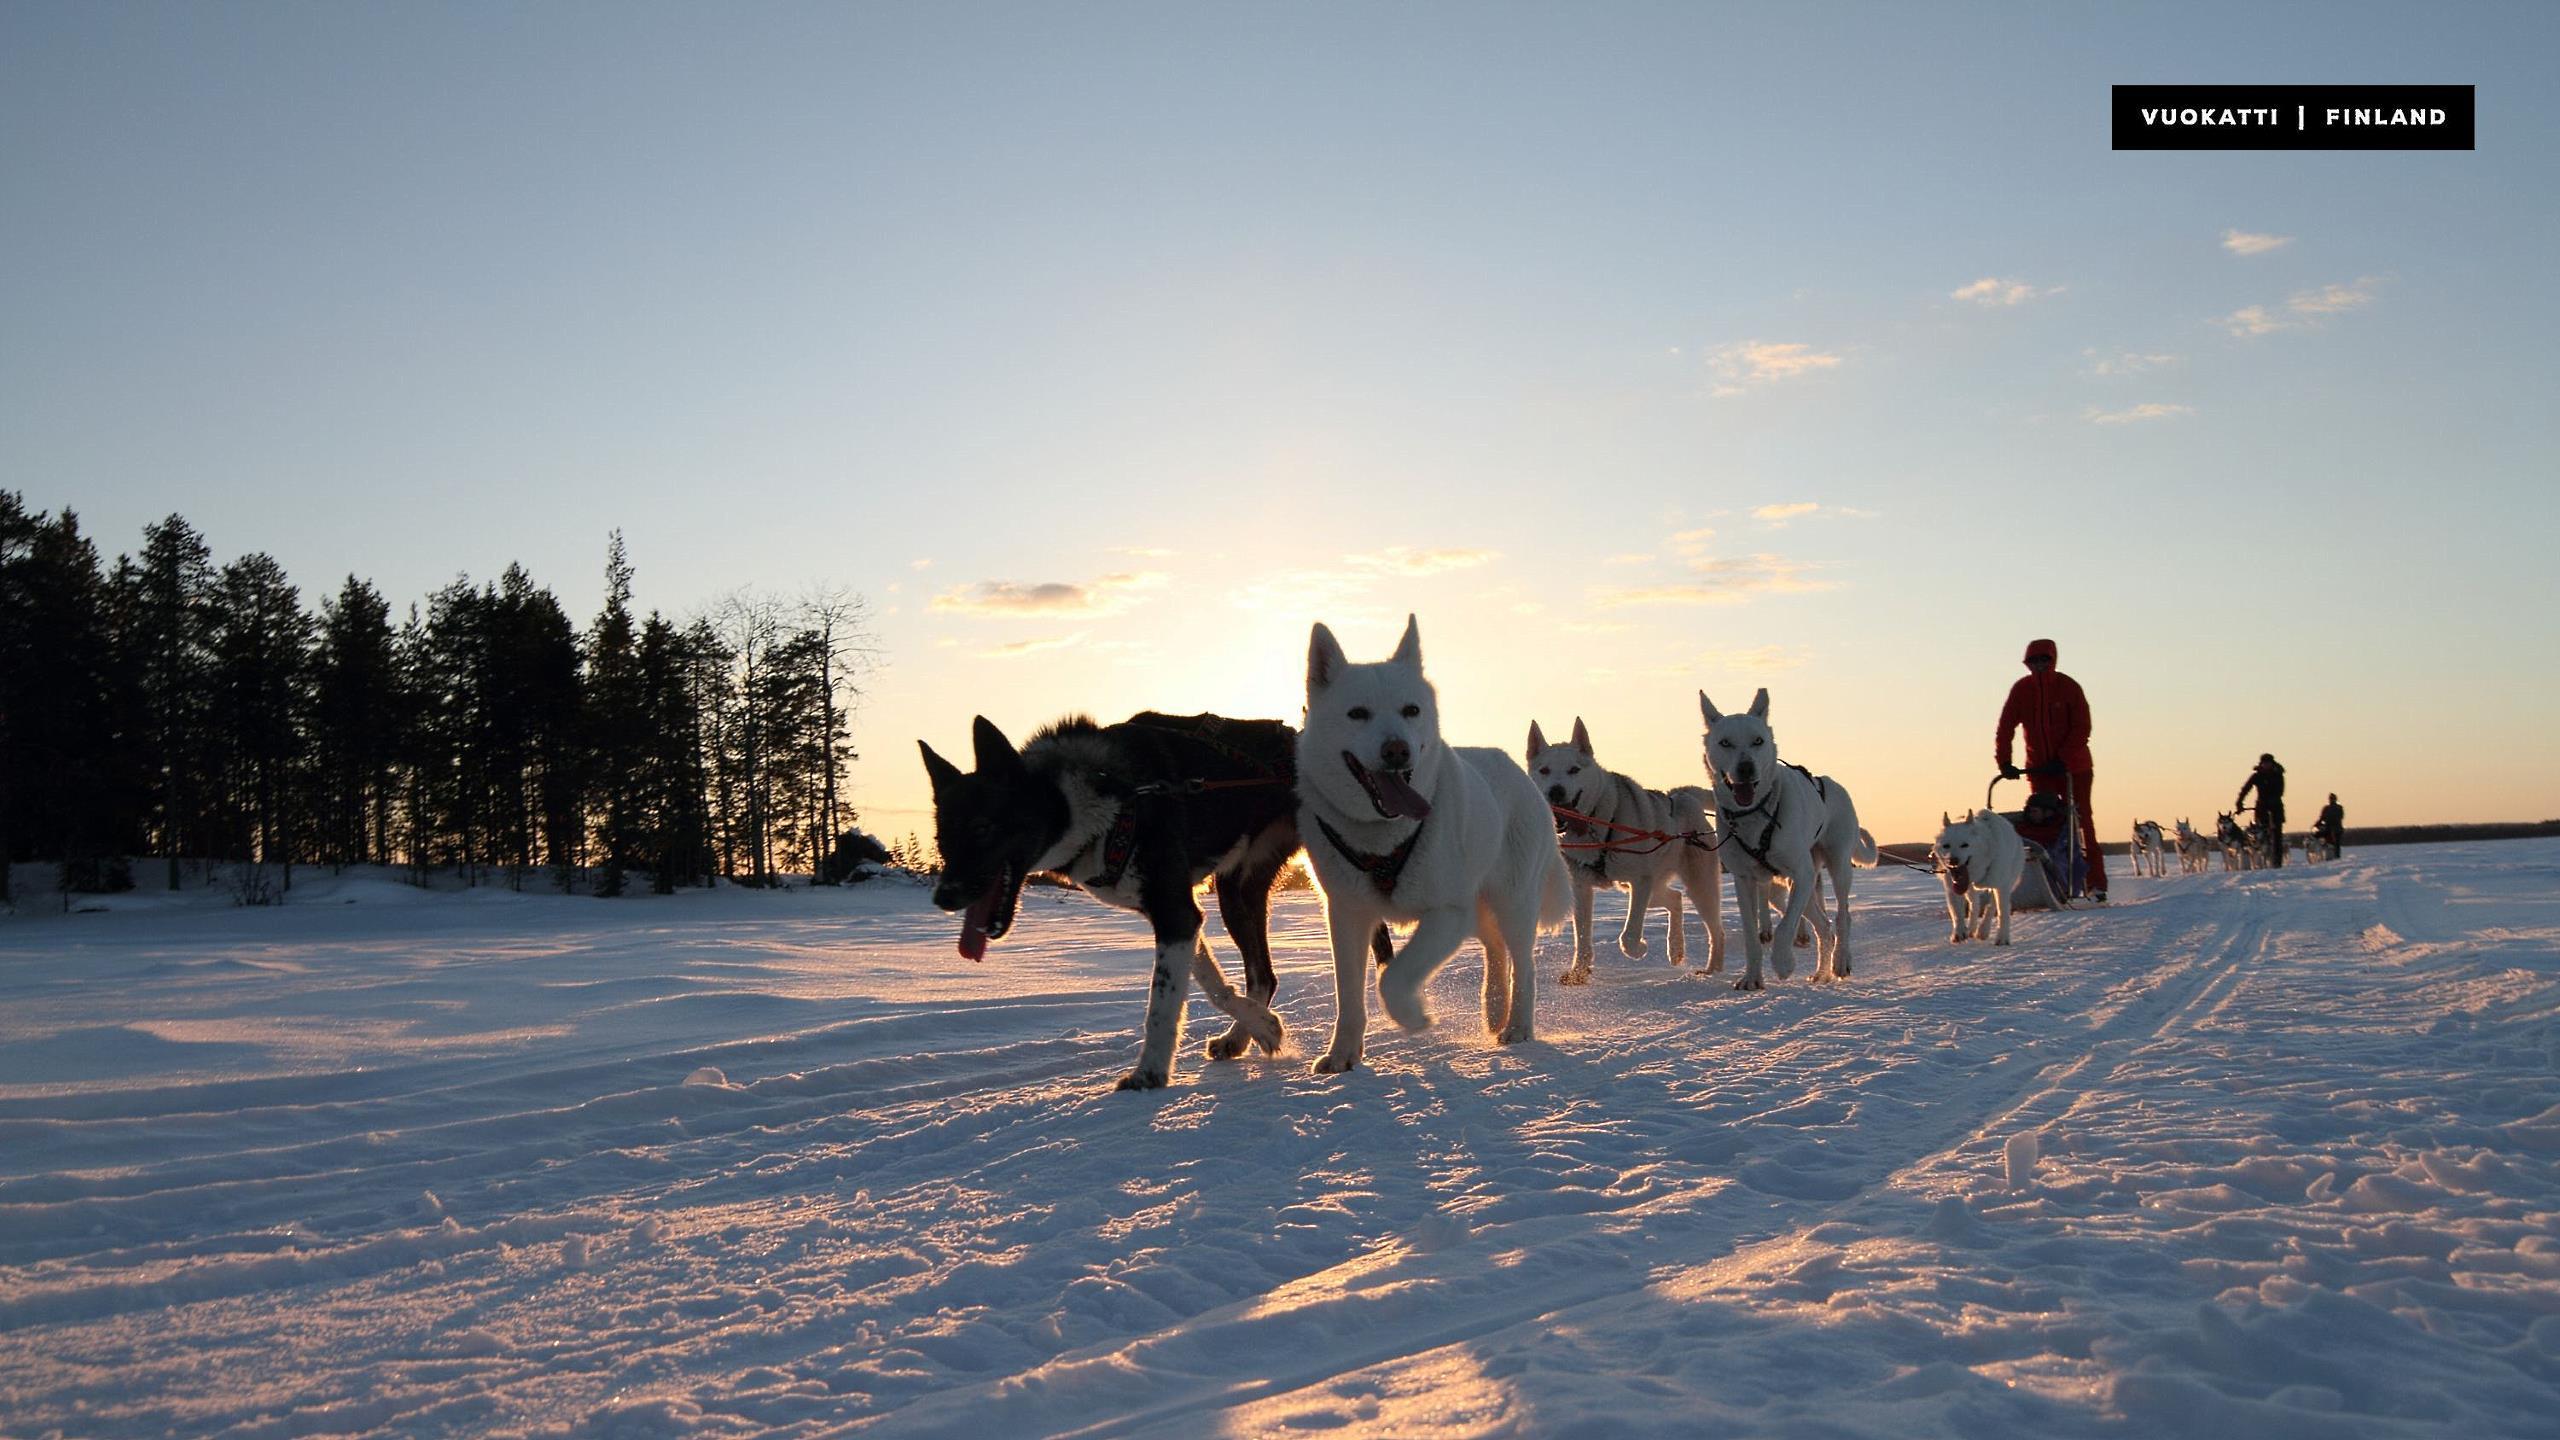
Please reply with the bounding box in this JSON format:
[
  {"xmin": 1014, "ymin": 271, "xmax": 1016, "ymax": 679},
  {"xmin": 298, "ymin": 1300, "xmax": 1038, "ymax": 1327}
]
[{"xmin": 0, "ymin": 844, "xmax": 2553, "ymax": 1438}]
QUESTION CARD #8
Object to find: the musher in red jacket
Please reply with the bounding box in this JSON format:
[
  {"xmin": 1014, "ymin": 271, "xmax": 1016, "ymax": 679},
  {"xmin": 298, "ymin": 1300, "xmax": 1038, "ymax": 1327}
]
[{"xmin": 1996, "ymin": 638, "xmax": 2107, "ymax": 901}]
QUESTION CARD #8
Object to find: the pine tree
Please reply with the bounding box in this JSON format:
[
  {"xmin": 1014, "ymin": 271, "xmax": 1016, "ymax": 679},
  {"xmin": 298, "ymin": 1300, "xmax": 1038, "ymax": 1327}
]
[
  {"xmin": 120, "ymin": 516, "xmax": 219, "ymax": 889},
  {"xmin": 585, "ymin": 534, "xmax": 643, "ymax": 897},
  {"xmin": 208, "ymin": 553, "xmax": 315, "ymax": 891},
  {"xmin": 312, "ymin": 575, "xmax": 398, "ymax": 868}
]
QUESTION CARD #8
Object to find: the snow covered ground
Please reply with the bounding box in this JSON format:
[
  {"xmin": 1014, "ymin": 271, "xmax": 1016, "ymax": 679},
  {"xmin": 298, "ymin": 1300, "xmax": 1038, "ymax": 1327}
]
[{"xmin": 2, "ymin": 842, "xmax": 2556, "ymax": 1438}]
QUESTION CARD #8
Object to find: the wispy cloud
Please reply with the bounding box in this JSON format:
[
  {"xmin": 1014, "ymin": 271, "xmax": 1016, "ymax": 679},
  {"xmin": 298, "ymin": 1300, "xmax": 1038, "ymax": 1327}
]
[
  {"xmin": 2218, "ymin": 276, "xmax": 2382, "ymax": 337},
  {"xmin": 2085, "ymin": 349, "xmax": 2182, "ymax": 376},
  {"xmin": 1706, "ymin": 340, "xmax": 1843, "ymax": 397},
  {"xmin": 1661, "ymin": 645, "xmax": 1808, "ymax": 676},
  {"xmin": 2221, "ymin": 229, "xmax": 2293, "ymax": 257},
  {"xmin": 931, "ymin": 571, "xmax": 1168, "ymax": 618},
  {"xmin": 981, "ymin": 632, "xmax": 1088, "ymax": 658},
  {"xmin": 1231, "ymin": 567, "xmax": 1384, "ymax": 617},
  {"xmin": 1952, "ymin": 277, "xmax": 2063, "ymax": 307},
  {"xmin": 1343, "ymin": 546, "xmax": 1499, "ymax": 576},
  {"xmin": 2088, "ymin": 402, "xmax": 2195, "ymax": 426},
  {"xmin": 1668, "ymin": 527, "xmax": 1717, "ymax": 557},
  {"xmin": 1752, "ymin": 502, "xmax": 1821, "ymax": 524},
  {"xmin": 2288, "ymin": 277, "xmax": 2381, "ymax": 316},
  {"xmin": 1594, "ymin": 553, "xmax": 1833, "ymax": 608},
  {"xmin": 910, "ymin": 557, "xmax": 934, "ymax": 571}
]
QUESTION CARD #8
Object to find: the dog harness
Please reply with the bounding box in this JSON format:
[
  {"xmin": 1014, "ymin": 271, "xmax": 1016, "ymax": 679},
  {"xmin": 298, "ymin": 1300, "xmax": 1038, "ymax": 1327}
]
[
  {"xmin": 1314, "ymin": 815, "xmax": 1422, "ymax": 898},
  {"xmin": 1083, "ymin": 809, "xmax": 1142, "ymax": 888},
  {"xmin": 1718, "ymin": 785, "xmax": 1786, "ymax": 872}
]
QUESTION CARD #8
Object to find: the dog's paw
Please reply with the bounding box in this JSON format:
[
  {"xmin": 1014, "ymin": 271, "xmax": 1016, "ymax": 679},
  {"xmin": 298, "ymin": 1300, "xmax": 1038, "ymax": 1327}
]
[
  {"xmin": 1259, "ymin": 1010, "xmax": 1289, "ymax": 1054},
  {"xmin": 1733, "ymin": 974, "xmax": 1764, "ymax": 992},
  {"xmin": 1558, "ymin": 965, "xmax": 1592, "ymax": 987},
  {"xmin": 1206, "ymin": 1029, "xmax": 1250, "ymax": 1061},
  {"xmin": 1496, "ymin": 1021, "xmax": 1533, "ymax": 1045},
  {"xmin": 1381, "ymin": 990, "xmax": 1433, "ymax": 1033},
  {"xmin": 1311, "ymin": 1050, "xmax": 1359, "ymax": 1075},
  {"xmin": 1620, "ymin": 933, "xmax": 1649, "ymax": 959},
  {"xmin": 1792, "ymin": 930, "xmax": 1814, "ymax": 948},
  {"xmin": 1114, "ymin": 1067, "xmax": 1170, "ymax": 1091},
  {"xmin": 1758, "ymin": 928, "xmax": 1776, "ymax": 945}
]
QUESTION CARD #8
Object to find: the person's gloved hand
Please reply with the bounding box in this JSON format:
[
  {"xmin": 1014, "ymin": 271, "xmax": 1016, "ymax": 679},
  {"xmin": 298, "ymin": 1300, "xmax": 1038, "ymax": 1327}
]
[{"xmin": 1999, "ymin": 764, "xmax": 2021, "ymax": 781}]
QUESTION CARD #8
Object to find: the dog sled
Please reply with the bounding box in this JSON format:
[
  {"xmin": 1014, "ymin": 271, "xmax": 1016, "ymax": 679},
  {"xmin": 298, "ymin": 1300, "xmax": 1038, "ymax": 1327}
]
[{"xmin": 1986, "ymin": 774, "xmax": 2085, "ymax": 910}]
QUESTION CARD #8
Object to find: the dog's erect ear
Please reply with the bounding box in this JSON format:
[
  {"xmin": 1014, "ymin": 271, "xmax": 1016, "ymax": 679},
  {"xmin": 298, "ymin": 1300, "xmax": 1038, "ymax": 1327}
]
[
  {"xmin": 1527, "ymin": 720, "xmax": 1547, "ymax": 760},
  {"xmin": 1571, "ymin": 717, "xmax": 1592, "ymax": 756},
  {"xmin": 1748, "ymin": 687, "xmax": 1770, "ymax": 720},
  {"xmin": 1391, "ymin": 613, "xmax": 1422, "ymax": 667},
  {"xmin": 1308, "ymin": 622, "xmax": 1348, "ymax": 693},
  {"xmin": 1943, "ymin": 810, "xmax": 1952, "ymax": 828},
  {"xmin": 1699, "ymin": 690, "xmax": 1723, "ymax": 725},
  {"xmin": 971, "ymin": 716, "xmax": 1020, "ymax": 774},
  {"xmin": 921, "ymin": 739, "xmax": 963, "ymax": 794}
]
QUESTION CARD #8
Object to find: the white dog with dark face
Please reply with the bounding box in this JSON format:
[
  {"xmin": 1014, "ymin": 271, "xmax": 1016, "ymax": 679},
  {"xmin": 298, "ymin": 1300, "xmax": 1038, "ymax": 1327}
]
[
  {"xmin": 1529, "ymin": 717, "xmax": 1726, "ymax": 982},
  {"xmin": 1933, "ymin": 808, "xmax": 2026, "ymax": 945},
  {"xmin": 1299, "ymin": 617, "xmax": 1569, "ymax": 1074},
  {"xmin": 1697, "ymin": 688, "xmax": 1877, "ymax": 990},
  {"xmin": 2129, "ymin": 819, "xmax": 2170, "ymax": 879}
]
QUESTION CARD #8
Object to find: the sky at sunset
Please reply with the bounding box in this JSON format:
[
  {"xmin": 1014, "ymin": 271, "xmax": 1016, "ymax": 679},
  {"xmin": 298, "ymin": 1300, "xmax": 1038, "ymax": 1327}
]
[{"xmin": 6, "ymin": 1, "xmax": 2556, "ymax": 846}]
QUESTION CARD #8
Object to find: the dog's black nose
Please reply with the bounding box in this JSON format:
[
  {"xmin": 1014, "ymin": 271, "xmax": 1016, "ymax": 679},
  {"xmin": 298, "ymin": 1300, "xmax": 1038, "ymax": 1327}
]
[
  {"xmin": 1379, "ymin": 738, "xmax": 1412, "ymax": 771},
  {"xmin": 1547, "ymin": 784, "xmax": 1569, "ymax": 805}
]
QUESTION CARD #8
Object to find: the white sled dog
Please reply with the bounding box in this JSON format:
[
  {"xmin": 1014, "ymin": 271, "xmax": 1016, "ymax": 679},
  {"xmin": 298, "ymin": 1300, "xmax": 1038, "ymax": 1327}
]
[
  {"xmin": 2174, "ymin": 817, "xmax": 2212, "ymax": 874},
  {"xmin": 1934, "ymin": 808, "xmax": 2027, "ymax": 945},
  {"xmin": 1299, "ymin": 617, "xmax": 1570, "ymax": 1073},
  {"xmin": 1529, "ymin": 717, "xmax": 1726, "ymax": 982},
  {"xmin": 1697, "ymin": 688, "xmax": 1879, "ymax": 990}
]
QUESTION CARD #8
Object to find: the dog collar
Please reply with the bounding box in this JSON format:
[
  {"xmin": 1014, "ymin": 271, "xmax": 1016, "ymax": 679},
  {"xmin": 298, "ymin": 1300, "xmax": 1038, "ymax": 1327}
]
[{"xmin": 1315, "ymin": 815, "xmax": 1422, "ymax": 898}]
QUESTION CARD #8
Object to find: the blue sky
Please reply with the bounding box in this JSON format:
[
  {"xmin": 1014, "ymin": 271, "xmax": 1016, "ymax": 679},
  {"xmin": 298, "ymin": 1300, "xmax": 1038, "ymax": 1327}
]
[{"xmin": 5, "ymin": 2, "xmax": 2555, "ymax": 842}]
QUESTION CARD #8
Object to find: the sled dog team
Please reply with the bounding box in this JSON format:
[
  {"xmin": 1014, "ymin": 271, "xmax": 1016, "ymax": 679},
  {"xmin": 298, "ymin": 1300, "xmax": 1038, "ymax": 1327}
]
[{"xmin": 924, "ymin": 616, "xmax": 2041, "ymax": 1092}]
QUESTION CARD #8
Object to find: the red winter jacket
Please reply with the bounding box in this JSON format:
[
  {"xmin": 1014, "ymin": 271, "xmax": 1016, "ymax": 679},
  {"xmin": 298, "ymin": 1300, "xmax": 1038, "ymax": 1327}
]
[{"xmin": 1997, "ymin": 638, "xmax": 2094, "ymax": 775}]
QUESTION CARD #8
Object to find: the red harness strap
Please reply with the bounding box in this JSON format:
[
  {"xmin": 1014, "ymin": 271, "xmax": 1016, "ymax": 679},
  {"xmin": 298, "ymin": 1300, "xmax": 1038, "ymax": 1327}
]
[{"xmin": 1549, "ymin": 804, "xmax": 1711, "ymax": 856}]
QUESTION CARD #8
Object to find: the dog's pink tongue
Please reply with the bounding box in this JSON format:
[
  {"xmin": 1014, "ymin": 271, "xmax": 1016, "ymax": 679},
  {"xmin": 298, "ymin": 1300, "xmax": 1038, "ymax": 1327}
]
[
  {"xmin": 1375, "ymin": 770, "xmax": 1432, "ymax": 820},
  {"xmin": 958, "ymin": 890, "xmax": 997, "ymax": 961}
]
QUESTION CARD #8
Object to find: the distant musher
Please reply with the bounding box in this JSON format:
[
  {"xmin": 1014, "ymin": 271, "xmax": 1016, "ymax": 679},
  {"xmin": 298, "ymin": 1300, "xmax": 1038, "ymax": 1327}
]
[
  {"xmin": 2314, "ymin": 793, "xmax": 2345, "ymax": 858},
  {"xmin": 2236, "ymin": 754, "xmax": 2288, "ymax": 868},
  {"xmin": 1997, "ymin": 638, "xmax": 2106, "ymax": 902}
]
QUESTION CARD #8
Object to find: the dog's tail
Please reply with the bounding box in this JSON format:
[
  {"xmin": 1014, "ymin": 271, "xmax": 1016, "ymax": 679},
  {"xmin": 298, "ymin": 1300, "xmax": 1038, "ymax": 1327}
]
[
  {"xmin": 1538, "ymin": 847, "xmax": 1571, "ymax": 933},
  {"xmin": 1851, "ymin": 827, "xmax": 1880, "ymax": 868}
]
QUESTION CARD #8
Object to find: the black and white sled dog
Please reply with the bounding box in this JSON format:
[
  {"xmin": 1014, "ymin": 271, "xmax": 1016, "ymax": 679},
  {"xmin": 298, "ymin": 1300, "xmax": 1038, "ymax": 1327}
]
[
  {"xmin": 2216, "ymin": 812, "xmax": 2257, "ymax": 871},
  {"xmin": 921, "ymin": 711, "xmax": 1336, "ymax": 1092},
  {"xmin": 2129, "ymin": 819, "xmax": 2170, "ymax": 879},
  {"xmin": 1528, "ymin": 717, "xmax": 1726, "ymax": 982},
  {"xmin": 1298, "ymin": 617, "xmax": 1569, "ymax": 1073},
  {"xmin": 1697, "ymin": 688, "xmax": 1879, "ymax": 990},
  {"xmin": 1934, "ymin": 808, "xmax": 2027, "ymax": 946}
]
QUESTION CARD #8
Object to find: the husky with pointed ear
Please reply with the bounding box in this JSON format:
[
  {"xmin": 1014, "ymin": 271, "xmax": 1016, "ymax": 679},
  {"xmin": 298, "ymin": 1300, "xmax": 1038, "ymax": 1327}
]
[
  {"xmin": 1528, "ymin": 717, "xmax": 1726, "ymax": 983},
  {"xmin": 922, "ymin": 711, "xmax": 1333, "ymax": 1091},
  {"xmin": 1932, "ymin": 807, "xmax": 2027, "ymax": 945},
  {"xmin": 1696, "ymin": 688, "xmax": 1879, "ymax": 990},
  {"xmin": 1298, "ymin": 616, "xmax": 1570, "ymax": 1073}
]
